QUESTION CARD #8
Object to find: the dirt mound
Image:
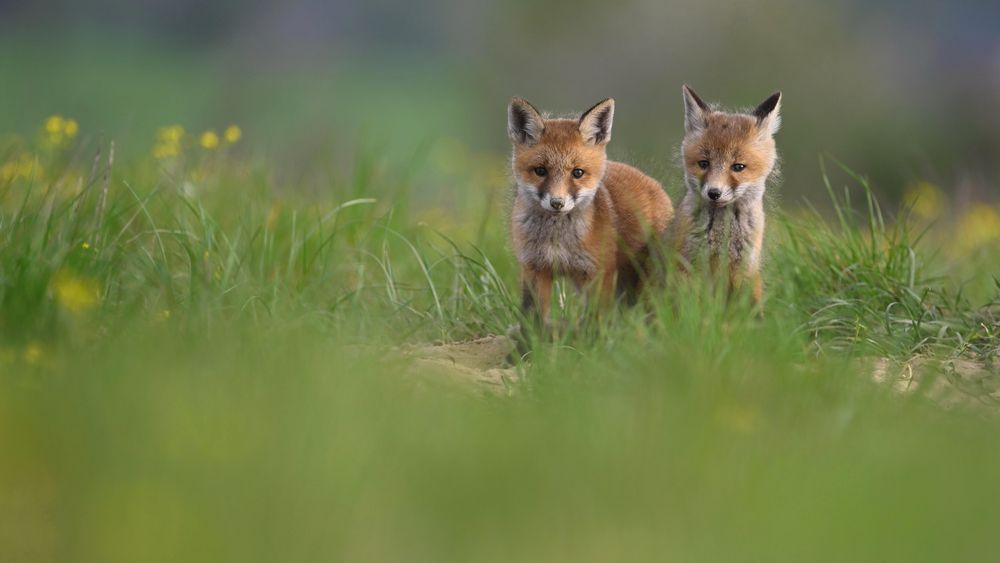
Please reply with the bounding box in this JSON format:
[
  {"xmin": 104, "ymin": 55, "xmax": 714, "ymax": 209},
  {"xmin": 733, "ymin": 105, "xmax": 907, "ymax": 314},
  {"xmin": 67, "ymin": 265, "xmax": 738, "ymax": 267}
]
[
  {"xmin": 873, "ymin": 356, "xmax": 1000, "ymax": 412},
  {"xmin": 402, "ymin": 335, "xmax": 519, "ymax": 395}
]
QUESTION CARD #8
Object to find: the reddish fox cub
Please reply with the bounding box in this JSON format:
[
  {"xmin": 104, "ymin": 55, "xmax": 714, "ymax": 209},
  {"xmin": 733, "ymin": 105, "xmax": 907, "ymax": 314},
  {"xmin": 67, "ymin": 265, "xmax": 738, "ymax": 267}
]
[
  {"xmin": 507, "ymin": 97, "xmax": 673, "ymax": 321},
  {"xmin": 670, "ymin": 85, "xmax": 782, "ymax": 307}
]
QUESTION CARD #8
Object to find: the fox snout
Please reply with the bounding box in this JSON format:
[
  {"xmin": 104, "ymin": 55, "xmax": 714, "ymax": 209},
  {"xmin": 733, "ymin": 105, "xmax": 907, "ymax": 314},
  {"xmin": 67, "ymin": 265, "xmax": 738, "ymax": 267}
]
[
  {"xmin": 701, "ymin": 185, "xmax": 732, "ymax": 205},
  {"xmin": 541, "ymin": 192, "xmax": 575, "ymax": 213}
]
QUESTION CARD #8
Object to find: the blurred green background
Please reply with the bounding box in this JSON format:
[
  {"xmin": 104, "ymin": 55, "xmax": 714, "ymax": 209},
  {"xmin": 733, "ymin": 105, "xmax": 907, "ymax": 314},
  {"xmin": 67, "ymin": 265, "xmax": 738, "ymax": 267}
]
[
  {"xmin": 2, "ymin": 3, "xmax": 1000, "ymax": 562},
  {"xmin": 2, "ymin": 0, "xmax": 999, "ymax": 205}
]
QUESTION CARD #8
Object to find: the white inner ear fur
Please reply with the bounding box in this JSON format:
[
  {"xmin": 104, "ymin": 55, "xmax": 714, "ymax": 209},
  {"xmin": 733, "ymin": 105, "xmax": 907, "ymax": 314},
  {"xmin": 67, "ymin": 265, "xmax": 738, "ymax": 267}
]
[
  {"xmin": 508, "ymin": 101, "xmax": 544, "ymax": 144},
  {"xmin": 759, "ymin": 110, "xmax": 781, "ymax": 137},
  {"xmin": 683, "ymin": 93, "xmax": 707, "ymax": 133},
  {"xmin": 757, "ymin": 98, "xmax": 782, "ymax": 137},
  {"xmin": 579, "ymin": 100, "xmax": 614, "ymax": 145}
]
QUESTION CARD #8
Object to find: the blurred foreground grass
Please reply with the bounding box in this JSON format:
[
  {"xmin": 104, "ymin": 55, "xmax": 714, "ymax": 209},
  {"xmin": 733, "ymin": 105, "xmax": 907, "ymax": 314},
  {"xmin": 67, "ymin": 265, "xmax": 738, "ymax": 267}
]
[{"xmin": 1, "ymin": 117, "xmax": 999, "ymax": 562}]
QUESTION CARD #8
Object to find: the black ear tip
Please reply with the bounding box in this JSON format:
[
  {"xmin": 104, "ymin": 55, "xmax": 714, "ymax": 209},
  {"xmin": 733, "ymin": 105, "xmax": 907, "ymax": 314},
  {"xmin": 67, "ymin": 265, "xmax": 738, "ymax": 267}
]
[
  {"xmin": 754, "ymin": 91, "xmax": 782, "ymax": 119},
  {"xmin": 683, "ymin": 85, "xmax": 709, "ymax": 111},
  {"xmin": 581, "ymin": 98, "xmax": 615, "ymax": 121}
]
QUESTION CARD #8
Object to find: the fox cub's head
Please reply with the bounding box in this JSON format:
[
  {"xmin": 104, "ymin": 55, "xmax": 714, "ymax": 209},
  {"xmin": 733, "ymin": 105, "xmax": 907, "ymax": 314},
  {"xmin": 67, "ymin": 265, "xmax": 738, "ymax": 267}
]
[
  {"xmin": 680, "ymin": 86, "xmax": 781, "ymax": 207},
  {"xmin": 507, "ymin": 98, "xmax": 614, "ymax": 214}
]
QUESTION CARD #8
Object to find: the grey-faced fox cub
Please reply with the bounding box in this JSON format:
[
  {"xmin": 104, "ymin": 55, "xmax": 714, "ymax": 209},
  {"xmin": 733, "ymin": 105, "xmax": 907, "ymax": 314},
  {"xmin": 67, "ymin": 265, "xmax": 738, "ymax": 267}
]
[
  {"xmin": 507, "ymin": 97, "xmax": 673, "ymax": 322},
  {"xmin": 669, "ymin": 85, "xmax": 782, "ymax": 307}
]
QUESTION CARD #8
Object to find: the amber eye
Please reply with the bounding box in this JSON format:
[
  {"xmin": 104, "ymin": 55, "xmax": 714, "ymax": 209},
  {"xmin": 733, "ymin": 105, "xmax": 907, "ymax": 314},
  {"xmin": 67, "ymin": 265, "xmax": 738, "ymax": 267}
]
[
  {"xmin": 697, "ymin": 160, "xmax": 710, "ymax": 170},
  {"xmin": 572, "ymin": 168, "xmax": 585, "ymax": 179},
  {"xmin": 533, "ymin": 166, "xmax": 547, "ymax": 177},
  {"xmin": 731, "ymin": 163, "xmax": 746, "ymax": 172}
]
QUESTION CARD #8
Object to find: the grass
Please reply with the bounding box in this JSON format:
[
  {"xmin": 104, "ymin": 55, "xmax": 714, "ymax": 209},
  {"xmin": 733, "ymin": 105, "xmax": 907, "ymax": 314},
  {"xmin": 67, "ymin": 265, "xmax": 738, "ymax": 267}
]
[{"xmin": 2, "ymin": 127, "xmax": 999, "ymax": 562}]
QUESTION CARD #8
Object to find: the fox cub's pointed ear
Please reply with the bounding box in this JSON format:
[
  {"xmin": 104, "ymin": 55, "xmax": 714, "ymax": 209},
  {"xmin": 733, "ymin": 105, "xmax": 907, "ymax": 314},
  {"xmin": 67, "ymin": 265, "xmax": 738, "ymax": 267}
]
[
  {"xmin": 578, "ymin": 98, "xmax": 614, "ymax": 145},
  {"xmin": 682, "ymin": 85, "xmax": 710, "ymax": 133},
  {"xmin": 753, "ymin": 91, "xmax": 782, "ymax": 136},
  {"xmin": 508, "ymin": 98, "xmax": 545, "ymax": 145}
]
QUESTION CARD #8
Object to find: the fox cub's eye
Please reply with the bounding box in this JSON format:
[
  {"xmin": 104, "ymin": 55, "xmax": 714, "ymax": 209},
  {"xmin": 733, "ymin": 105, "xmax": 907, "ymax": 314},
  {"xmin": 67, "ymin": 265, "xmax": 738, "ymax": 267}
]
[
  {"xmin": 533, "ymin": 166, "xmax": 547, "ymax": 177},
  {"xmin": 697, "ymin": 160, "xmax": 710, "ymax": 170},
  {"xmin": 731, "ymin": 163, "xmax": 746, "ymax": 172},
  {"xmin": 572, "ymin": 168, "xmax": 585, "ymax": 179}
]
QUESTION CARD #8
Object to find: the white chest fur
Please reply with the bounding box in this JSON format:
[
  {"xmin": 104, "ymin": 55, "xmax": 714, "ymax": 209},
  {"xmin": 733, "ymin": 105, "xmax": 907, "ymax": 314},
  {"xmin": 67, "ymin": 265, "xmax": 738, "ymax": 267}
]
[{"xmin": 514, "ymin": 198, "xmax": 597, "ymax": 277}]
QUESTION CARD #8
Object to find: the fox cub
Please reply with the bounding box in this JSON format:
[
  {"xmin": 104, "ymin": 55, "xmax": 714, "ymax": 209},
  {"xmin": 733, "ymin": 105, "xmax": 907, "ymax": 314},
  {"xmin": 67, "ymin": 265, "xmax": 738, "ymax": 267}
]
[
  {"xmin": 507, "ymin": 97, "xmax": 673, "ymax": 321},
  {"xmin": 670, "ymin": 85, "xmax": 781, "ymax": 307}
]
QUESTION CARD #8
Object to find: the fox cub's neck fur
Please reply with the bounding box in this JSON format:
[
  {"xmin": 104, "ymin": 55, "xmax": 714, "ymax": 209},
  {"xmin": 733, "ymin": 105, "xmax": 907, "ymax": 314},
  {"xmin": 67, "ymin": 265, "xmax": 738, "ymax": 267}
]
[
  {"xmin": 513, "ymin": 195, "xmax": 601, "ymax": 278},
  {"xmin": 670, "ymin": 85, "xmax": 782, "ymax": 307},
  {"xmin": 507, "ymin": 97, "xmax": 673, "ymax": 321}
]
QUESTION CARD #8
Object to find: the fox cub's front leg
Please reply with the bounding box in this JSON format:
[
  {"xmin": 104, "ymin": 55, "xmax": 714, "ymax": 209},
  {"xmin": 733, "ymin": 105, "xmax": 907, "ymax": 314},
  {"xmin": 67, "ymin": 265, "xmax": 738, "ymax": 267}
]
[
  {"xmin": 729, "ymin": 198, "xmax": 765, "ymax": 307},
  {"xmin": 521, "ymin": 266, "xmax": 553, "ymax": 323}
]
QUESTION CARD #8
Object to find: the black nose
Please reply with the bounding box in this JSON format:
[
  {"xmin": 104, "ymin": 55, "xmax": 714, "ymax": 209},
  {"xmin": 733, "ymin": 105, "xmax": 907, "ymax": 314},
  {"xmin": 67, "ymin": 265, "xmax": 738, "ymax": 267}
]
[
  {"xmin": 707, "ymin": 188, "xmax": 722, "ymax": 201},
  {"xmin": 550, "ymin": 198, "xmax": 565, "ymax": 210}
]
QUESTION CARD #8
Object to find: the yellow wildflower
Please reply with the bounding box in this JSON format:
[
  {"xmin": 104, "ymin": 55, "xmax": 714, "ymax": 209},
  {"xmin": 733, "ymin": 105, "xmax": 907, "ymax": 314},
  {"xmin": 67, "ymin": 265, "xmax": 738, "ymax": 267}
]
[
  {"xmin": 41, "ymin": 115, "xmax": 79, "ymax": 147},
  {"xmin": 152, "ymin": 143, "xmax": 179, "ymax": 159},
  {"xmin": 903, "ymin": 181, "xmax": 945, "ymax": 220},
  {"xmin": 153, "ymin": 125, "xmax": 185, "ymax": 159},
  {"xmin": 81, "ymin": 242, "xmax": 91, "ymax": 250},
  {"xmin": 223, "ymin": 125, "xmax": 242, "ymax": 144},
  {"xmin": 158, "ymin": 125, "xmax": 185, "ymax": 143},
  {"xmin": 23, "ymin": 342, "xmax": 43, "ymax": 365},
  {"xmin": 51, "ymin": 269, "xmax": 101, "ymax": 314},
  {"xmin": 200, "ymin": 130, "xmax": 220, "ymax": 150},
  {"xmin": 45, "ymin": 115, "xmax": 64, "ymax": 134},
  {"xmin": 957, "ymin": 204, "xmax": 1000, "ymax": 252},
  {"xmin": 0, "ymin": 152, "xmax": 43, "ymax": 182},
  {"xmin": 64, "ymin": 119, "xmax": 79, "ymax": 138}
]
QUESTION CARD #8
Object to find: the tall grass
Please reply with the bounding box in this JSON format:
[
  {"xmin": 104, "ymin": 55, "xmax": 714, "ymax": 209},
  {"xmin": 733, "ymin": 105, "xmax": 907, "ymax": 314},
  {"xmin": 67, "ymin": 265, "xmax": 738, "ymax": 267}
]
[
  {"xmin": 771, "ymin": 160, "xmax": 999, "ymax": 360},
  {"xmin": 1, "ymin": 138, "xmax": 999, "ymax": 562}
]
